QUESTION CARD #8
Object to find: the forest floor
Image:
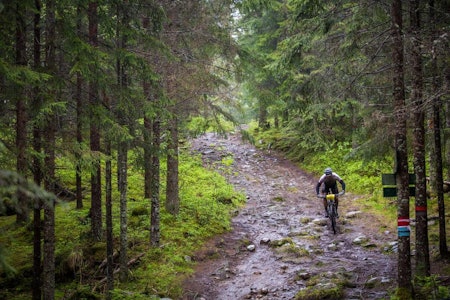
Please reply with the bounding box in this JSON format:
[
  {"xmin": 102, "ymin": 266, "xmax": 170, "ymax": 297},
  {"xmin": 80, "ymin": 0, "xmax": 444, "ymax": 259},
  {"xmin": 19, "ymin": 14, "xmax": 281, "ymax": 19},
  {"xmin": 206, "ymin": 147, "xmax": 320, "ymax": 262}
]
[{"xmin": 180, "ymin": 131, "xmax": 437, "ymax": 300}]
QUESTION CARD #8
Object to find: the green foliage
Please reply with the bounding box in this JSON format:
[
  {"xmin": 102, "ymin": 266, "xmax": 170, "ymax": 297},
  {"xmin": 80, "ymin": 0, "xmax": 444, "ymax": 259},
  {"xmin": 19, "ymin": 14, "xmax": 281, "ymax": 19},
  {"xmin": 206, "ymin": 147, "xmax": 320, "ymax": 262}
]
[
  {"xmin": 413, "ymin": 275, "xmax": 450, "ymax": 300},
  {"xmin": 221, "ymin": 155, "xmax": 234, "ymax": 167},
  {"xmin": 0, "ymin": 170, "xmax": 57, "ymax": 215},
  {"xmin": 304, "ymin": 141, "xmax": 393, "ymax": 195},
  {"xmin": 185, "ymin": 116, "xmax": 211, "ymax": 137},
  {"xmin": 184, "ymin": 116, "xmax": 235, "ymax": 138},
  {"xmin": 0, "ymin": 152, "xmax": 245, "ymax": 299},
  {"xmin": 252, "ymin": 125, "xmax": 393, "ymax": 197}
]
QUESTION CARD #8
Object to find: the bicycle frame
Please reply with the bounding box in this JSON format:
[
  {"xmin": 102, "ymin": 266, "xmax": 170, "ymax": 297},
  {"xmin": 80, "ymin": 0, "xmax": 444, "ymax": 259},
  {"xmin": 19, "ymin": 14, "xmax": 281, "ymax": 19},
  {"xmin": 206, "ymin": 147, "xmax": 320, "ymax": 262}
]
[{"xmin": 318, "ymin": 191, "xmax": 344, "ymax": 234}]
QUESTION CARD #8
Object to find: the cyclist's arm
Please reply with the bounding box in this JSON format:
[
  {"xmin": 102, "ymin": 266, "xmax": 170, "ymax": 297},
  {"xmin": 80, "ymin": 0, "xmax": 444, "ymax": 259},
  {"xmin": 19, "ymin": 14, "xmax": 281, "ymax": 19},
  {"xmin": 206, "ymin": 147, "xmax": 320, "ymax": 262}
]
[
  {"xmin": 339, "ymin": 180, "xmax": 346, "ymax": 191},
  {"xmin": 315, "ymin": 182, "xmax": 321, "ymax": 194},
  {"xmin": 316, "ymin": 175, "xmax": 325, "ymax": 194}
]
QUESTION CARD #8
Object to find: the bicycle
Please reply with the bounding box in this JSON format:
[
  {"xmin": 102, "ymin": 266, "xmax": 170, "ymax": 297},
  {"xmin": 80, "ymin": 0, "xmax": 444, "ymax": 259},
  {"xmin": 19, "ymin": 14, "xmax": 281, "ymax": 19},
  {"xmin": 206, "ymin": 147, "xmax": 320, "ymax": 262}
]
[{"xmin": 317, "ymin": 190, "xmax": 344, "ymax": 234}]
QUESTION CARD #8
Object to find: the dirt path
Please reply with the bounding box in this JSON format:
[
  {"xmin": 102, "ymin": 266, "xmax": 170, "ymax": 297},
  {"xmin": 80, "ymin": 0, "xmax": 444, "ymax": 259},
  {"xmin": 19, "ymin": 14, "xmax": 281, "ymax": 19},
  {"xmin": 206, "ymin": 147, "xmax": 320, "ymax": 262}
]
[{"xmin": 182, "ymin": 132, "xmax": 397, "ymax": 300}]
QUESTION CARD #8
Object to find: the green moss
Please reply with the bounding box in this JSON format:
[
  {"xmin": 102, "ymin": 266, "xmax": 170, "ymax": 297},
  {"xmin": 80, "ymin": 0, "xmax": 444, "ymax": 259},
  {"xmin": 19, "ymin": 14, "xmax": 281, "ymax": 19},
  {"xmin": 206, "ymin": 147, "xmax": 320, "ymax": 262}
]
[
  {"xmin": 300, "ymin": 217, "xmax": 311, "ymax": 224},
  {"xmin": 0, "ymin": 152, "xmax": 245, "ymax": 299},
  {"xmin": 294, "ymin": 283, "xmax": 344, "ymax": 300},
  {"xmin": 221, "ymin": 155, "xmax": 234, "ymax": 167},
  {"xmin": 279, "ymin": 243, "xmax": 310, "ymax": 258},
  {"xmin": 295, "ymin": 272, "xmax": 349, "ymax": 300},
  {"xmin": 272, "ymin": 196, "xmax": 285, "ymax": 202},
  {"xmin": 268, "ymin": 237, "xmax": 293, "ymax": 248}
]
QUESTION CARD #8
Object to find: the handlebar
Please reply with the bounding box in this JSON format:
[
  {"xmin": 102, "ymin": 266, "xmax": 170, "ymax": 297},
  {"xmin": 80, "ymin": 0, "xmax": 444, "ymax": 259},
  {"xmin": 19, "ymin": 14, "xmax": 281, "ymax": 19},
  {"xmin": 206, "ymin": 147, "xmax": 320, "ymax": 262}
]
[{"xmin": 317, "ymin": 190, "xmax": 345, "ymax": 198}]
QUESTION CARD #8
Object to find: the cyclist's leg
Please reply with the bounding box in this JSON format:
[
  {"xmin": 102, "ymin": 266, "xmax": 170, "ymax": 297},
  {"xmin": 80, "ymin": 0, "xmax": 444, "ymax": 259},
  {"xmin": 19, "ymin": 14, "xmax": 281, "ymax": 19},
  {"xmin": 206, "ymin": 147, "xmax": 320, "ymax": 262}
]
[{"xmin": 321, "ymin": 188, "xmax": 328, "ymax": 217}]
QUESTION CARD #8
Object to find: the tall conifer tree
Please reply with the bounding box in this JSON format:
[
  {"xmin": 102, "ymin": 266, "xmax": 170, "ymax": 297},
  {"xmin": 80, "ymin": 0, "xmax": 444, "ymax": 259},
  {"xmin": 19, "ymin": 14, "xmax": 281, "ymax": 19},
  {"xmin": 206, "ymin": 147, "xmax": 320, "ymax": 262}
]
[{"xmin": 88, "ymin": 1, "xmax": 102, "ymax": 241}]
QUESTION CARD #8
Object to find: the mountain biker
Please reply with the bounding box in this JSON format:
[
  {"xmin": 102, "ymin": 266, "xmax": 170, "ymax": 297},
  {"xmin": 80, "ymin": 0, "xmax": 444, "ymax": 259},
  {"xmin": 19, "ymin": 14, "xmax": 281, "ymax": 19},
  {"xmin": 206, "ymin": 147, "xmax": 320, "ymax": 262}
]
[{"xmin": 315, "ymin": 167, "xmax": 346, "ymax": 217}]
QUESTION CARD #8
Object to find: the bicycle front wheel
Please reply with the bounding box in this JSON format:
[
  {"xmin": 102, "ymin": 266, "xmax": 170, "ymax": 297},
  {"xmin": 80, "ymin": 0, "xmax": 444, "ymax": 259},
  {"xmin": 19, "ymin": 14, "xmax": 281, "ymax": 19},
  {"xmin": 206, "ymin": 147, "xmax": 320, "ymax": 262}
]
[{"xmin": 329, "ymin": 205, "xmax": 337, "ymax": 234}]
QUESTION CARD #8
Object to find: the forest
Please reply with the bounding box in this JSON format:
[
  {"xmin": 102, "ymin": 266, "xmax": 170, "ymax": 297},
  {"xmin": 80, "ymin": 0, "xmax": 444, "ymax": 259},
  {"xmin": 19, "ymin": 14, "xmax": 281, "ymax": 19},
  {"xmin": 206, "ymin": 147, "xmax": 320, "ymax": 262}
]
[{"xmin": 0, "ymin": 0, "xmax": 449, "ymax": 299}]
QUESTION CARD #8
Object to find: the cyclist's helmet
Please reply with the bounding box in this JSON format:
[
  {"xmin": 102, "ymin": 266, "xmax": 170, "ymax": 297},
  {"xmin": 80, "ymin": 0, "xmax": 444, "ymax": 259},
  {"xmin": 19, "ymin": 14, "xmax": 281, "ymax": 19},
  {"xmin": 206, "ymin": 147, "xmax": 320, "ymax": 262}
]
[{"xmin": 324, "ymin": 167, "xmax": 332, "ymax": 175}]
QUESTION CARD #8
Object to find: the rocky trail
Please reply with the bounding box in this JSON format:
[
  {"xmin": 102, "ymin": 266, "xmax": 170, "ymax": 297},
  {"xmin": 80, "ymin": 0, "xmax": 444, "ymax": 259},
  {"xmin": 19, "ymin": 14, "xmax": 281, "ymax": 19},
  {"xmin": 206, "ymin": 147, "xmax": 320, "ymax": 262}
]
[{"xmin": 182, "ymin": 132, "xmax": 398, "ymax": 300}]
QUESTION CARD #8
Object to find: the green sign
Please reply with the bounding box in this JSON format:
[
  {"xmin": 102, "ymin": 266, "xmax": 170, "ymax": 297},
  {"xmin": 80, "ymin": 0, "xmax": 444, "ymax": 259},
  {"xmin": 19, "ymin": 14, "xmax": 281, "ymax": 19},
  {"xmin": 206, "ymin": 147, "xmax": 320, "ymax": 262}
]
[{"xmin": 382, "ymin": 173, "xmax": 416, "ymax": 197}]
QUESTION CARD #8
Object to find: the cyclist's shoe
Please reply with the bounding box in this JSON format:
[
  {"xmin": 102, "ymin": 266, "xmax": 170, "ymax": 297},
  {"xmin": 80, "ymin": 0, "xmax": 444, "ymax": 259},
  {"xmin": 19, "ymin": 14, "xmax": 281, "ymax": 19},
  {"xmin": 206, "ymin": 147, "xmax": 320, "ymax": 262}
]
[
  {"xmin": 324, "ymin": 212, "xmax": 329, "ymax": 218},
  {"xmin": 336, "ymin": 212, "xmax": 340, "ymax": 218}
]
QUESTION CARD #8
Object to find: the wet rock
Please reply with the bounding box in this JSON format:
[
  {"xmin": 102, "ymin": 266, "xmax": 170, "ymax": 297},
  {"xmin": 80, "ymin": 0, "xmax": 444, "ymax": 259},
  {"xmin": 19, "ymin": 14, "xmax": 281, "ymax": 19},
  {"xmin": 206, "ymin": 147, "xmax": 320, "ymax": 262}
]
[
  {"xmin": 365, "ymin": 276, "xmax": 385, "ymax": 288},
  {"xmin": 260, "ymin": 237, "xmax": 271, "ymax": 244},
  {"xmin": 345, "ymin": 211, "xmax": 362, "ymax": 218},
  {"xmin": 384, "ymin": 241, "xmax": 398, "ymax": 252},
  {"xmin": 362, "ymin": 242, "xmax": 378, "ymax": 248},
  {"xmin": 202, "ymin": 150, "xmax": 214, "ymax": 155},
  {"xmin": 327, "ymin": 243, "xmax": 338, "ymax": 251},
  {"xmin": 247, "ymin": 244, "xmax": 256, "ymax": 251},
  {"xmin": 312, "ymin": 218, "xmax": 328, "ymax": 226},
  {"xmin": 268, "ymin": 238, "xmax": 293, "ymax": 248},
  {"xmin": 297, "ymin": 272, "xmax": 311, "ymax": 280},
  {"xmin": 353, "ymin": 235, "xmax": 369, "ymax": 245}
]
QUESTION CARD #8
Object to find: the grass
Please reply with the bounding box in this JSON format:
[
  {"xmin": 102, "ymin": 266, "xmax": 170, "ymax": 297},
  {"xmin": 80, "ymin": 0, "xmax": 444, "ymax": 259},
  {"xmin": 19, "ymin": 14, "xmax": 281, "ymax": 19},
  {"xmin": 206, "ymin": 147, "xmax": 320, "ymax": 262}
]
[{"xmin": 0, "ymin": 151, "xmax": 245, "ymax": 299}]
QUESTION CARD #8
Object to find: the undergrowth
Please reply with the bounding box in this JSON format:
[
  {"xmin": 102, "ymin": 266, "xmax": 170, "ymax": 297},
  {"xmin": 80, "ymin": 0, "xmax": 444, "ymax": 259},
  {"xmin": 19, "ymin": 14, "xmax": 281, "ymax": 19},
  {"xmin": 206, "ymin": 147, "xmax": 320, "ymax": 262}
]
[{"xmin": 0, "ymin": 151, "xmax": 245, "ymax": 299}]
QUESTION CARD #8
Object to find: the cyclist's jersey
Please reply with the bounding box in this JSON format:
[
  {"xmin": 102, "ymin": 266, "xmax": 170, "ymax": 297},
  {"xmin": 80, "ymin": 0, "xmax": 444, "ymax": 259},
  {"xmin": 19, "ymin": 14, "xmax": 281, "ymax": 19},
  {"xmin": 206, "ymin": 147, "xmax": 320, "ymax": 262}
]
[{"xmin": 316, "ymin": 172, "xmax": 345, "ymax": 194}]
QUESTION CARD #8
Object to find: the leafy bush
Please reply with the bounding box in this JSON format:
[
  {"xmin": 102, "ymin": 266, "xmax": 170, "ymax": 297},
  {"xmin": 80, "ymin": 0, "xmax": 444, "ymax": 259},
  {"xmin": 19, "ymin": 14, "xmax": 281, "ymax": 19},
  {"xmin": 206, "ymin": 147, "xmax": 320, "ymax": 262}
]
[{"xmin": 185, "ymin": 116, "xmax": 235, "ymax": 138}]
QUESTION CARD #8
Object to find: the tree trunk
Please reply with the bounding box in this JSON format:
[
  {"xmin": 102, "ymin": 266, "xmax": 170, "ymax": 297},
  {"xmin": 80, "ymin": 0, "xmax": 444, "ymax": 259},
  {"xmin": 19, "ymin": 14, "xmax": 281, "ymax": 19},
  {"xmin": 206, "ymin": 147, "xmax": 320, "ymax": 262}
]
[
  {"xmin": 258, "ymin": 100, "xmax": 268, "ymax": 129},
  {"xmin": 43, "ymin": 1, "xmax": 56, "ymax": 297},
  {"xmin": 103, "ymin": 89, "xmax": 114, "ymax": 298},
  {"xmin": 431, "ymin": 77, "xmax": 448, "ymax": 258},
  {"xmin": 142, "ymin": 16, "xmax": 157, "ymax": 244},
  {"xmin": 75, "ymin": 4, "xmax": 83, "ymax": 210},
  {"xmin": 118, "ymin": 138, "xmax": 128, "ymax": 281},
  {"xmin": 15, "ymin": 0, "xmax": 29, "ymax": 224},
  {"xmin": 410, "ymin": 0, "xmax": 430, "ymax": 277},
  {"xmin": 105, "ymin": 136, "xmax": 114, "ymax": 299},
  {"xmin": 88, "ymin": 1, "xmax": 102, "ymax": 241},
  {"xmin": 391, "ymin": 0, "xmax": 412, "ymax": 297},
  {"xmin": 42, "ymin": 200, "xmax": 55, "ymax": 300},
  {"xmin": 446, "ymin": 69, "xmax": 450, "ymax": 181},
  {"xmin": 282, "ymin": 109, "xmax": 288, "ymax": 127},
  {"xmin": 166, "ymin": 115, "xmax": 179, "ymax": 215},
  {"xmin": 117, "ymin": 4, "xmax": 130, "ymax": 280},
  {"xmin": 151, "ymin": 116, "xmax": 161, "ymax": 247},
  {"xmin": 144, "ymin": 109, "xmax": 152, "ymax": 200},
  {"xmin": 32, "ymin": 1, "xmax": 42, "ymax": 298},
  {"xmin": 429, "ymin": 0, "xmax": 449, "ymax": 258}
]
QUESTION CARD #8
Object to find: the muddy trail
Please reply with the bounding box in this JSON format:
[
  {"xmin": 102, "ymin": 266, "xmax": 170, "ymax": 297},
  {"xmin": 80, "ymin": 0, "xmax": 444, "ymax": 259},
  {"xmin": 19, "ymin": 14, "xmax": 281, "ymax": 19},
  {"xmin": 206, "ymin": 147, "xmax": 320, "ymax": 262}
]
[{"xmin": 182, "ymin": 132, "xmax": 397, "ymax": 300}]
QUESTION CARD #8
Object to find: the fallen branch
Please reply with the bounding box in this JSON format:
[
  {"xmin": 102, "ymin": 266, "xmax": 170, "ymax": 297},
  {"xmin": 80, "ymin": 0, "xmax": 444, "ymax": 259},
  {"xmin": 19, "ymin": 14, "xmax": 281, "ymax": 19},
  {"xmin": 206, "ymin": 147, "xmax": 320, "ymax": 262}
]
[
  {"xmin": 92, "ymin": 252, "xmax": 145, "ymax": 292},
  {"xmin": 97, "ymin": 250, "xmax": 119, "ymax": 271}
]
